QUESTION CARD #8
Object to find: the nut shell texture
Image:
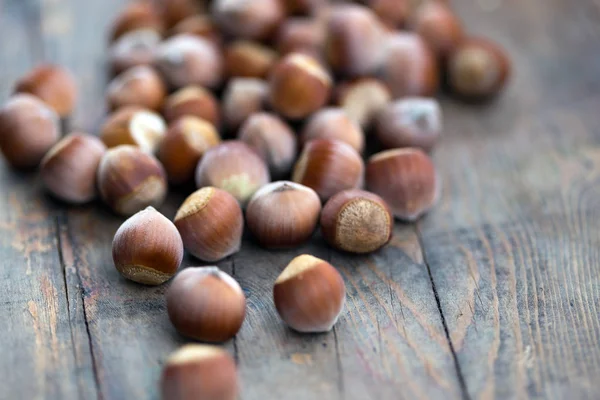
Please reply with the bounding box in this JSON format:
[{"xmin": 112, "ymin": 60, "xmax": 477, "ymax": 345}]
[
  {"xmin": 161, "ymin": 345, "xmax": 238, "ymax": 400},
  {"xmin": 212, "ymin": 0, "xmax": 284, "ymax": 40},
  {"xmin": 40, "ymin": 133, "xmax": 107, "ymax": 204},
  {"xmin": 274, "ymin": 255, "xmax": 346, "ymax": 333},
  {"xmin": 301, "ymin": 108, "xmax": 364, "ymax": 153},
  {"xmin": 411, "ymin": 2, "xmax": 463, "ymax": 57},
  {"xmin": 100, "ymin": 106, "xmax": 167, "ymax": 153},
  {"xmin": 222, "ymin": 78, "xmax": 268, "ymax": 133},
  {"xmin": 109, "ymin": 29, "xmax": 162, "ymax": 75},
  {"xmin": 112, "ymin": 207, "xmax": 183, "ymax": 285},
  {"xmin": 106, "ymin": 65, "xmax": 167, "ymax": 111},
  {"xmin": 366, "ymin": 148, "xmax": 439, "ymax": 220},
  {"xmin": 163, "ymin": 86, "xmax": 220, "ymax": 126},
  {"xmin": 174, "ymin": 187, "xmax": 244, "ymax": 262},
  {"xmin": 321, "ymin": 189, "xmax": 393, "ymax": 254},
  {"xmin": 166, "ymin": 267, "xmax": 246, "ymax": 342}
]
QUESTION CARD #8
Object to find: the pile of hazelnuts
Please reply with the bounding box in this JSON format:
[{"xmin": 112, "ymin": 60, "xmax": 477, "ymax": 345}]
[{"xmin": 0, "ymin": 0, "xmax": 510, "ymax": 398}]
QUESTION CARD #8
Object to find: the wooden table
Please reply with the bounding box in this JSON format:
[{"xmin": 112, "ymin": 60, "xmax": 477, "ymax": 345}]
[{"xmin": 2, "ymin": 0, "xmax": 600, "ymax": 399}]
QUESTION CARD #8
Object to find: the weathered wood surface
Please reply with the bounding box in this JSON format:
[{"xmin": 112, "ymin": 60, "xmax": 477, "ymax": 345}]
[{"xmin": 0, "ymin": 0, "xmax": 598, "ymax": 399}]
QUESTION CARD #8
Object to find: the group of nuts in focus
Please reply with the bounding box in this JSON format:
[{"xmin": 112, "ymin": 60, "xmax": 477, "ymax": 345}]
[{"xmin": 0, "ymin": 0, "xmax": 511, "ymax": 399}]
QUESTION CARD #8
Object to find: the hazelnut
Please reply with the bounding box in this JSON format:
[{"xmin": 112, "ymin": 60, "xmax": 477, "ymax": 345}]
[
  {"xmin": 321, "ymin": 189, "xmax": 393, "ymax": 254},
  {"xmin": 100, "ymin": 106, "xmax": 167, "ymax": 153},
  {"xmin": 273, "ymin": 254, "xmax": 346, "ymax": 333},
  {"xmin": 292, "ymin": 139, "xmax": 364, "ymax": 201},
  {"xmin": 276, "ymin": 18, "xmax": 324, "ymax": 58},
  {"xmin": 158, "ymin": 117, "xmax": 221, "ymax": 185},
  {"xmin": 366, "ymin": 148, "xmax": 439, "ymax": 220},
  {"xmin": 300, "ymin": 108, "xmax": 364, "ymax": 153},
  {"xmin": 174, "ymin": 188, "xmax": 243, "ymax": 261},
  {"xmin": 167, "ymin": 267, "xmax": 246, "ymax": 342},
  {"xmin": 195, "ymin": 141, "xmax": 270, "ymax": 205},
  {"xmin": 161, "ymin": 345, "xmax": 238, "ymax": 400},
  {"xmin": 106, "ymin": 65, "xmax": 167, "ymax": 111},
  {"xmin": 40, "ymin": 133, "xmax": 106, "ymax": 204},
  {"xmin": 224, "ymin": 40, "xmax": 278, "ymax": 79},
  {"xmin": 282, "ymin": 0, "xmax": 324, "ymax": 15},
  {"xmin": 171, "ymin": 15, "xmax": 223, "ymax": 47},
  {"xmin": 112, "ymin": 207, "xmax": 183, "ymax": 285},
  {"xmin": 97, "ymin": 145, "xmax": 168, "ymax": 216},
  {"xmin": 154, "ymin": 34, "xmax": 223, "ymax": 90},
  {"xmin": 108, "ymin": 29, "xmax": 162, "ymax": 75},
  {"xmin": 409, "ymin": 2, "xmax": 463, "ymax": 58},
  {"xmin": 246, "ymin": 181, "xmax": 321, "ymax": 249},
  {"xmin": 212, "ymin": 0, "xmax": 284, "ymax": 41},
  {"xmin": 269, "ymin": 53, "xmax": 332, "ymax": 120},
  {"xmin": 374, "ymin": 98, "xmax": 442, "ymax": 151},
  {"xmin": 381, "ymin": 32, "xmax": 439, "ymax": 98},
  {"xmin": 325, "ymin": 4, "xmax": 387, "ymax": 77},
  {"xmin": 364, "ymin": 0, "xmax": 409, "ymax": 29},
  {"xmin": 0, "ymin": 94, "xmax": 60, "ymax": 169},
  {"xmin": 335, "ymin": 77, "xmax": 391, "ymax": 130},
  {"xmin": 238, "ymin": 112, "xmax": 297, "ymax": 179},
  {"xmin": 163, "ymin": 86, "xmax": 220, "ymax": 126},
  {"xmin": 109, "ymin": 1, "xmax": 164, "ymax": 42},
  {"xmin": 222, "ymin": 78, "xmax": 268, "ymax": 134},
  {"xmin": 14, "ymin": 64, "xmax": 77, "ymax": 117},
  {"xmin": 152, "ymin": 0, "xmax": 204, "ymax": 29},
  {"xmin": 447, "ymin": 37, "xmax": 511, "ymax": 101}
]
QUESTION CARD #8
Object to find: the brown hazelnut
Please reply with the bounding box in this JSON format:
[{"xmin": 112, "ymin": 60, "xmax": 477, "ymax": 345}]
[
  {"xmin": 366, "ymin": 148, "xmax": 439, "ymax": 220},
  {"xmin": 195, "ymin": 141, "xmax": 270, "ymax": 205},
  {"xmin": 109, "ymin": 1, "xmax": 164, "ymax": 42},
  {"xmin": 246, "ymin": 181, "xmax": 321, "ymax": 249},
  {"xmin": 167, "ymin": 267, "xmax": 246, "ymax": 342},
  {"xmin": 276, "ymin": 18, "xmax": 324, "ymax": 58},
  {"xmin": 106, "ymin": 65, "xmax": 167, "ymax": 111},
  {"xmin": 152, "ymin": 0, "xmax": 204, "ymax": 29},
  {"xmin": 222, "ymin": 78, "xmax": 268, "ymax": 134},
  {"xmin": 364, "ymin": 0, "xmax": 409, "ymax": 29},
  {"xmin": 212, "ymin": 0, "xmax": 284, "ymax": 41},
  {"xmin": 14, "ymin": 64, "xmax": 77, "ymax": 117},
  {"xmin": 224, "ymin": 40, "xmax": 278, "ymax": 79},
  {"xmin": 269, "ymin": 53, "xmax": 332, "ymax": 120},
  {"xmin": 158, "ymin": 117, "xmax": 221, "ymax": 185},
  {"xmin": 447, "ymin": 37, "xmax": 511, "ymax": 101},
  {"xmin": 335, "ymin": 77, "xmax": 391, "ymax": 130},
  {"xmin": 100, "ymin": 107, "xmax": 167, "ymax": 154},
  {"xmin": 300, "ymin": 108, "xmax": 364, "ymax": 153},
  {"xmin": 112, "ymin": 207, "xmax": 183, "ymax": 285},
  {"xmin": 381, "ymin": 32, "xmax": 439, "ymax": 98},
  {"xmin": 161, "ymin": 345, "xmax": 238, "ymax": 400},
  {"xmin": 174, "ymin": 188, "xmax": 244, "ymax": 261},
  {"xmin": 292, "ymin": 139, "xmax": 364, "ymax": 201},
  {"xmin": 97, "ymin": 145, "xmax": 168, "ymax": 216},
  {"xmin": 321, "ymin": 189, "xmax": 393, "ymax": 254},
  {"xmin": 40, "ymin": 133, "xmax": 106, "ymax": 204},
  {"xmin": 154, "ymin": 34, "xmax": 223, "ymax": 90},
  {"xmin": 108, "ymin": 29, "xmax": 162, "ymax": 75},
  {"xmin": 238, "ymin": 112, "xmax": 297, "ymax": 179},
  {"xmin": 0, "ymin": 94, "xmax": 60, "ymax": 170},
  {"xmin": 163, "ymin": 86, "xmax": 220, "ymax": 127},
  {"xmin": 273, "ymin": 254, "xmax": 346, "ymax": 333},
  {"xmin": 374, "ymin": 98, "xmax": 442, "ymax": 151},
  {"xmin": 325, "ymin": 4, "xmax": 386, "ymax": 77},
  {"xmin": 409, "ymin": 1, "xmax": 463, "ymax": 58},
  {"xmin": 170, "ymin": 15, "xmax": 223, "ymax": 46}
]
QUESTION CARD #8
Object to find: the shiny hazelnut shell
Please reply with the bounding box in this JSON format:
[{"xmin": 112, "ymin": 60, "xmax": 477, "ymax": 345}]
[
  {"xmin": 269, "ymin": 53, "xmax": 332, "ymax": 120},
  {"xmin": 97, "ymin": 145, "xmax": 168, "ymax": 216},
  {"xmin": 276, "ymin": 18, "xmax": 324, "ymax": 58},
  {"xmin": 246, "ymin": 181, "xmax": 321, "ymax": 249},
  {"xmin": 195, "ymin": 141, "xmax": 271, "ymax": 205},
  {"xmin": 153, "ymin": 0, "xmax": 203, "ymax": 29},
  {"xmin": 0, "ymin": 94, "xmax": 60, "ymax": 169},
  {"xmin": 100, "ymin": 106, "xmax": 167, "ymax": 153},
  {"xmin": 335, "ymin": 78, "xmax": 391, "ymax": 130},
  {"xmin": 224, "ymin": 41, "xmax": 278, "ymax": 79},
  {"xmin": 321, "ymin": 189, "xmax": 393, "ymax": 254},
  {"xmin": 112, "ymin": 207, "xmax": 183, "ymax": 285},
  {"xmin": 222, "ymin": 78, "xmax": 268, "ymax": 133},
  {"xmin": 163, "ymin": 86, "xmax": 220, "ymax": 126},
  {"xmin": 212, "ymin": 0, "xmax": 285, "ymax": 41},
  {"xmin": 171, "ymin": 15, "xmax": 223, "ymax": 47},
  {"xmin": 109, "ymin": 1, "xmax": 164, "ymax": 42},
  {"xmin": 273, "ymin": 254, "xmax": 346, "ymax": 333},
  {"xmin": 410, "ymin": 2, "xmax": 463, "ymax": 58},
  {"xmin": 14, "ymin": 64, "xmax": 77, "ymax": 117},
  {"xmin": 174, "ymin": 187, "xmax": 244, "ymax": 262},
  {"xmin": 167, "ymin": 267, "xmax": 246, "ymax": 342},
  {"xmin": 161, "ymin": 345, "xmax": 238, "ymax": 400},
  {"xmin": 40, "ymin": 133, "xmax": 107, "ymax": 204},
  {"xmin": 158, "ymin": 117, "xmax": 221, "ymax": 185},
  {"xmin": 106, "ymin": 65, "xmax": 167, "ymax": 111},
  {"xmin": 109, "ymin": 29, "xmax": 162, "ymax": 75},
  {"xmin": 238, "ymin": 112, "xmax": 297, "ymax": 179},
  {"xmin": 300, "ymin": 108, "xmax": 364, "ymax": 153},
  {"xmin": 366, "ymin": 148, "xmax": 439, "ymax": 220},
  {"xmin": 292, "ymin": 139, "xmax": 364, "ymax": 201}
]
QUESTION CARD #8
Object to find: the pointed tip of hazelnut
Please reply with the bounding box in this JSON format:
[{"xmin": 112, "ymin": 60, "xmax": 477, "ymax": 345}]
[
  {"xmin": 167, "ymin": 344, "xmax": 229, "ymax": 365},
  {"xmin": 174, "ymin": 187, "xmax": 215, "ymax": 221},
  {"xmin": 275, "ymin": 254, "xmax": 323, "ymax": 284}
]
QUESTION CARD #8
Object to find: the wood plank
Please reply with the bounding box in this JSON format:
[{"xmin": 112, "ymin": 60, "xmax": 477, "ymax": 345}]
[{"xmin": 421, "ymin": 0, "xmax": 600, "ymax": 398}]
